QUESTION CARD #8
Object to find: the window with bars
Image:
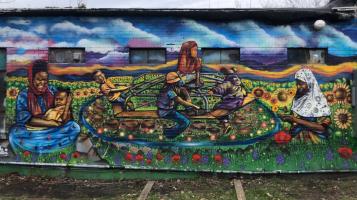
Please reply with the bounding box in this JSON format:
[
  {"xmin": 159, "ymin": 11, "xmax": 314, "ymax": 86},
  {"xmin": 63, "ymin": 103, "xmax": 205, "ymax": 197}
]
[
  {"xmin": 49, "ymin": 48, "xmax": 85, "ymax": 63},
  {"xmin": 202, "ymin": 48, "xmax": 240, "ymax": 64},
  {"xmin": 129, "ymin": 48, "xmax": 166, "ymax": 64}
]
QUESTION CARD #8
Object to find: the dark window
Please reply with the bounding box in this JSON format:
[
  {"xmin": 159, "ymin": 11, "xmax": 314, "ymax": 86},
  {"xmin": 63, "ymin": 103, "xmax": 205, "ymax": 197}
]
[
  {"xmin": 0, "ymin": 49, "xmax": 5, "ymax": 71},
  {"xmin": 202, "ymin": 48, "xmax": 240, "ymax": 64},
  {"xmin": 129, "ymin": 48, "xmax": 166, "ymax": 64},
  {"xmin": 288, "ymin": 48, "xmax": 327, "ymax": 64},
  {"xmin": 0, "ymin": 48, "xmax": 5, "ymax": 139},
  {"xmin": 49, "ymin": 48, "xmax": 85, "ymax": 63}
]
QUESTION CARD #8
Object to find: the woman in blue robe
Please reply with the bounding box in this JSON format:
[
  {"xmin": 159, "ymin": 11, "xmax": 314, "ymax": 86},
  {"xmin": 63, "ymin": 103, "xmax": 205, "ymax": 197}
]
[{"xmin": 9, "ymin": 60, "xmax": 80, "ymax": 153}]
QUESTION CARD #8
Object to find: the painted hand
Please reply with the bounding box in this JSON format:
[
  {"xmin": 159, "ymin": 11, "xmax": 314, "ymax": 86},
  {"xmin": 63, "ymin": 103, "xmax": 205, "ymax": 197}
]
[
  {"xmin": 49, "ymin": 120, "xmax": 61, "ymax": 127},
  {"xmin": 192, "ymin": 105, "xmax": 200, "ymax": 110},
  {"xmin": 280, "ymin": 114, "xmax": 294, "ymax": 122}
]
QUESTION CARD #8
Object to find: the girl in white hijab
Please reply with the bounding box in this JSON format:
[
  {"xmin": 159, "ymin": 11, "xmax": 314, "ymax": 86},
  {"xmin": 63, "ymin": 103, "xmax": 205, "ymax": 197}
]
[{"xmin": 281, "ymin": 68, "xmax": 332, "ymax": 144}]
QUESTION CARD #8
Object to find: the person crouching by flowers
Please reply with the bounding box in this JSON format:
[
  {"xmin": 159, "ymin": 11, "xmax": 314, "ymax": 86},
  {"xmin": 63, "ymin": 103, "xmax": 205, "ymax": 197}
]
[{"xmin": 280, "ymin": 68, "xmax": 331, "ymax": 144}]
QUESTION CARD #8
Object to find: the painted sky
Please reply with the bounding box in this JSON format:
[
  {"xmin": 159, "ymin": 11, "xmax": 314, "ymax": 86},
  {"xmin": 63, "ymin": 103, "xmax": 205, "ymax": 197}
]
[{"xmin": 0, "ymin": 17, "xmax": 356, "ymax": 62}]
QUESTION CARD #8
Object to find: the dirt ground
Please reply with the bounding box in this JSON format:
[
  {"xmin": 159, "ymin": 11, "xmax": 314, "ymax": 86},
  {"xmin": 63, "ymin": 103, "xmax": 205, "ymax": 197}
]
[{"xmin": 0, "ymin": 172, "xmax": 357, "ymax": 200}]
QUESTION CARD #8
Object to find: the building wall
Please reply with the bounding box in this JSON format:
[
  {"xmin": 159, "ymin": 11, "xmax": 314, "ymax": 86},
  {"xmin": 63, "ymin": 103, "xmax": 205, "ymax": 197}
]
[{"xmin": 0, "ymin": 16, "xmax": 356, "ymax": 172}]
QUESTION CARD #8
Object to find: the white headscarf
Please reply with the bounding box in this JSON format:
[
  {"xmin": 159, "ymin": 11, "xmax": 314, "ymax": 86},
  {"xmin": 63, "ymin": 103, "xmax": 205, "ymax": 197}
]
[{"xmin": 291, "ymin": 68, "xmax": 331, "ymax": 118}]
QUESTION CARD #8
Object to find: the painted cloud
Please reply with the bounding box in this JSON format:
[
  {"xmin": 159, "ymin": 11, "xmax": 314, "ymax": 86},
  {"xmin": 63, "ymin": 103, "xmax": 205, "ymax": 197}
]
[
  {"xmin": 50, "ymin": 21, "xmax": 106, "ymax": 35},
  {"xmin": 181, "ymin": 20, "xmax": 238, "ymax": 47},
  {"xmin": 110, "ymin": 19, "xmax": 161, "ymax": 43},
  {"xmin": 77, "ymin": 38, "xmax": 121, "ymax": 54}
]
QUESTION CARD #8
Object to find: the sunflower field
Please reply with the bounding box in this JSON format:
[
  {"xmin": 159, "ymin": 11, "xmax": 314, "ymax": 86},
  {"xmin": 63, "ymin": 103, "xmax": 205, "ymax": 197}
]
[{"xmin": 4, "ymin": 74, "xmax": 357, "ymax": 172}]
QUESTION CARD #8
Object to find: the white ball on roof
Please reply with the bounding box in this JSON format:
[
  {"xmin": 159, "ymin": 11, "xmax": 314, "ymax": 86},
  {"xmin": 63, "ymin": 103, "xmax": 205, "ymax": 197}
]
[{"xmin": 314, "ymin": 20, "xmax": 326, "ymax": 30}]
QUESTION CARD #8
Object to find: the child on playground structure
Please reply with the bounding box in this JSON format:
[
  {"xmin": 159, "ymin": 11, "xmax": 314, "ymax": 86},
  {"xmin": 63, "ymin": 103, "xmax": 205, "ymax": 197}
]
[
  {"xmin": 93, "ymin": 70, "xmax": 132, "ymax": 116},
  {"xmin": 206, "ymin": 67, "xmax": 247, "ymax": 134},
  {"xmin": 156, "ymin": 72, "xmax": 200, "ymax": 139},
  {"xmin": 177, "ymin": 41, "xmax": 202, "ymax": 88},
  {"xmin": 43, "ymin": 90, "xmax": 72, "ymax": 124}
]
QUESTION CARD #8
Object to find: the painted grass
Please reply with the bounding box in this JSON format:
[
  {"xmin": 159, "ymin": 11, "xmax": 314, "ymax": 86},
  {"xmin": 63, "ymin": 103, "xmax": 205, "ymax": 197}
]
[{"xmin": 4, "ymin": 75, "xmax": 357, "ymax": 173}]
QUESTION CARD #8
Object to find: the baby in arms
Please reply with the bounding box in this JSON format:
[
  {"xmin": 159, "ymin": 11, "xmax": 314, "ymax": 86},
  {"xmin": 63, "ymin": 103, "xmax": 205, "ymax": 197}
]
[{"xmin": 43, "ymin": 90, "xmax": 72, "ymax": 123}]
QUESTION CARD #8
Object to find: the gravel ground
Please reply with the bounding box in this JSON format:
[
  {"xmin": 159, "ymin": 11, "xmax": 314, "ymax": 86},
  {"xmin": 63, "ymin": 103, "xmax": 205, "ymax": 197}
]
[{"xmin": 0, "ymin": 172, "xmax": 357, "ymax": 200}]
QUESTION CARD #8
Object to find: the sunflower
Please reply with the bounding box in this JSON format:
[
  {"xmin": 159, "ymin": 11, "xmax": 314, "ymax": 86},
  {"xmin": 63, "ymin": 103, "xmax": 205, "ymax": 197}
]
[
  {"xmin": 273, "ymin": 89, "xmax": 294, "ymax": 108},
  {"xmin": 253, "ymin": 88, "xmax": 265, "ymax": 98},
  {"xmin": 73, "ymin": 89, "xmax": 82, "ymax": 99},
  {"xmin": 6, "ymin": 87, "xmax": 20, "ymax": 99},
  {"xmin": 324, "ymin": 91, "xmax": 336, "ymax": 105},
  {"xmin": 272, "ymin": 105, "xmax": 279, "ymax": 112},
  {"xmin": 288, "ymin": 87, "xmax": 297, "ymax": 97},
  {"xmin": 89, "ymin": 88, "xmax": 100, "ymax": 96},
  {"xmin": 333, "ymin": 83, "xmax": 351, "ymax": 104},
  {"xmin": 78, "ymin": 88, "xmax": 92, "ymax": 98},
  {"xmin": 334, "ymin": 109, "xmax": 352, "ymax": 130},
  {"xmin": 82, "ymin": 88, "xmax": 91, "ymax": 98}
]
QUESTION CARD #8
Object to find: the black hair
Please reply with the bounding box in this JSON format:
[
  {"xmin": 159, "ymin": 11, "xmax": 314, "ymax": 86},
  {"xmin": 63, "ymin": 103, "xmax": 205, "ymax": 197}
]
[
  {"xmin": 32, "ymin": 60, "xmax": 48, "ymax": 78},
  {"xmin": 56, "ymin": 88, "xmax": 71, "ymax": 96},
  {"xmin": 220, "ymin": 67, "xmax": 233, "ymax": 75}
]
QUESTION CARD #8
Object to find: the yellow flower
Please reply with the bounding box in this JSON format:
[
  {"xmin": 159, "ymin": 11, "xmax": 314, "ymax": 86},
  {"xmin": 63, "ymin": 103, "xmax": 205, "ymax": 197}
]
[
  {"xmin": 272, "ymin": 105, "xmax": 279, "ymax": 112},
  {"xmin": 324, "ymin": 91, "xmax": 335, "ymax": 105},
  {"xmin": 6, "ymin": 87, "xmax": 20, "ymax": 99},
  {"xmin": 333, "ymin": 83, "xmax": 351, "ymax": 104},
  {"xmin": 7, "ymin": 76, "xmax": 28, "ymax": 83},
  {"xmin": 253, "ymin": 87, "xmax": 265, "ymax": 98},
  {"xmin": 89, "ymin": 88, "xmax": 100, "ymax": 96},
  {"xmin": 334, "ymin": 109, "xmax": 352, "ymax": 129},
  {"xmin": 287, "ymin": 87, "xmax": 297, "ymax": 97},
  {"xmin": 81, "ymin": 88, "xmax": 91, "ymax": 98},
  {"xmin": 108, "ymin": 76, "xmax": 133, "ymax": 84},
  {"xmin": 73, "ymin": 89, "xmax": 82, "ymax": 99},
  {"xmin": 241, "ymin": 79, "xmax": 253, "ymax": 90}
]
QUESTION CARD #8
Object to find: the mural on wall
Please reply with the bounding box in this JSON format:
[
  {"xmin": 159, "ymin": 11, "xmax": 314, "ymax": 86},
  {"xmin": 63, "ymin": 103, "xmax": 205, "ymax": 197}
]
[{"xmin": 0, "ymin": 16, "xmax": 356, "ymax": 172}]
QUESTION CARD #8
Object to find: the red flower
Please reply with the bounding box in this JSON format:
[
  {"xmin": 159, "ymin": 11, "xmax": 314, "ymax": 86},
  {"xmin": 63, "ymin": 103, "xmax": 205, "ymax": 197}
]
[
  {"xmin": 270, "ymin": 98, "xmax": 278, "ymax": 105},
  {"xmin": 156, "ymin": 153, "xmax": 164, "ymax": 161},
  {"xmin": 59, "ymin": 153, "xmax": 67, "ymax": 160},
  {"xmin": 146, "ymin": 159, "xmax": 152, "ymax": 165},
  {"xmin": 97, "ymin": 128, "xmax": 104, "ymax": 135},
  {"xmin": 263, "ymin": 93, "xmax": 271, "ymax": 100},
  {"xmin": 338, "ymin": 147, "xmax": 353, "ymax": 159},
  {"xmin": 214, "ymin": 154, "xmax": 223, "ymax": 163},
  {"xmin": 172, "ymin": 154, "xmax": 181, "ymax": 162},
  {"xmin": 135, "ymin": 154, "xmax": 144, "ymax": 161},
  {"xmin": 274, "ymin": 131, "xmax": 291, "ymax": 144},
  {"xmin": 261, "ymin": 122, "xmax": 267, "ymax": 128},
  {"xmin": 72, "ymin": 152, "xmax": 80, "ymax": 159},
  {"xmin": 23, "ymin": 151, "xmax": 30, "ymax": 157},
  {"xmin": 192, "ymin": 153, "xmax": 201, "ymax": 162},
  {"xmin": 125, "ymin": 152, "xmax": 133, "ymax": 161}
]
